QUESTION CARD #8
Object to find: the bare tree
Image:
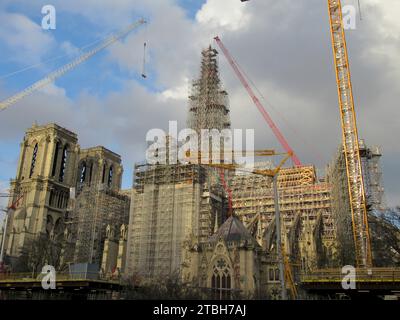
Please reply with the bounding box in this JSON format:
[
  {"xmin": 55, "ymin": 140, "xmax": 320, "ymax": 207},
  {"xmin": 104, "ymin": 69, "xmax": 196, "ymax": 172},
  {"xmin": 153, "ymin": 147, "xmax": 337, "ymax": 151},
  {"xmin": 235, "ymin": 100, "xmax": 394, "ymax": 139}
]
[
  {"xmin": 122, "ymin": 272, "xmax": 204, "ymax": 300},
  {"xmin": 369, "ymin": 214, "xmax": 400, "ymax": 267},
  {"xmin": 14, "ymin": 233, "xmax": 65, "ymax": 275}
]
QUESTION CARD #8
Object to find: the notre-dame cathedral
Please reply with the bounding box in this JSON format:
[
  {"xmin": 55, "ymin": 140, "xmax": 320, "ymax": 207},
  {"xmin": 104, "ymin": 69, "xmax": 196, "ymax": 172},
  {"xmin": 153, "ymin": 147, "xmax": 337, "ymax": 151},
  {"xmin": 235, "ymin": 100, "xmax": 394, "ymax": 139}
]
[
  {"xmin": 0, "ymin": 123, "xmax": 129, "ymax": 272},
  {"xmin": 0, "ymin": 47, "xmax": 397, "ymax": 300}
]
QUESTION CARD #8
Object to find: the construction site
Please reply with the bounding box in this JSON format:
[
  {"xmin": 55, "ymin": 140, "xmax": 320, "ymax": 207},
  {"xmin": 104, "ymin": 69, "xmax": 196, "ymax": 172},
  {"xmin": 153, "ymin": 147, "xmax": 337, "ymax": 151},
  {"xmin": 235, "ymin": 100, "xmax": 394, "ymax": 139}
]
[{"xmin": 0, "ymin": 1, "xmax": 399, "ymax": 300}]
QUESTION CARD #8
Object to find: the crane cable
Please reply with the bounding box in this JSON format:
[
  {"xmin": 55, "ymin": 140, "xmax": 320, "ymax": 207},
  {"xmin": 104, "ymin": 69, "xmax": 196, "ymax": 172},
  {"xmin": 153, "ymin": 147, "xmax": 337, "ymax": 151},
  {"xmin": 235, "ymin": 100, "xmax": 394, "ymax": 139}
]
[
  {"xmin": 217, "ymin": 38, "xmax": 325, "ymax": 165},
  {"xmin": 141, "ymin": 20, "xmax": 148, "ymax": 78},
  {"xmin": 240, "ymin": 61, "xmax": 325, "ymax": 165},
  {"xmin": 142, "ymin": 42, "xmax": 147, "ymax": 78}
]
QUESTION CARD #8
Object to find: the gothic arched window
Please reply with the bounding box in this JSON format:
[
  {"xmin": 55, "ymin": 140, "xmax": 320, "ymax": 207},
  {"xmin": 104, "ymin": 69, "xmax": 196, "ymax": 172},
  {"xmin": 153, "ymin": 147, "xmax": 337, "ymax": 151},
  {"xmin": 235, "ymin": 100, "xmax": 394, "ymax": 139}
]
[
  {"xmin": 101, "ymin": 163, "xmax": 106, "ymax": 184},
  {"xmin": 108, "ymin": 166, "xmax": 113, "ymax": 187},
  {"xmin": 80, "ymin": 162, "xmax": 87, "ymax": 183},
  {"xmin": 59, "ymin": 145, "xmax": 68, "ymax": 182},
  {"xmin": 49, "ymin": 190, "xmax": 54, "ymax": 206},
  {"xmin": 88, "ymin": 162, "xmax": 94, "ymax": 185},
  {"xmin": 211, "ymin": 257, "xmax": 232, "ymax": 300},
  {"xmin": 51, "ymin": 142, "xmax": 60, "ymax": 177},
  {"xmin": 29, "ymin": 143, "xmax": 39, "ymax": 178}
]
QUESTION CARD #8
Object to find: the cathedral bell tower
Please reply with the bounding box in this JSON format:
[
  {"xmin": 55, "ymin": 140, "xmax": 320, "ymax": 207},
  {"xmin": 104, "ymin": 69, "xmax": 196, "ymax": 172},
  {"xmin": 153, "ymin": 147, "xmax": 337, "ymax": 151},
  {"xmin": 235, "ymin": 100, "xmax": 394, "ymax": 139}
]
[{"xmin": 3, "ymin": 123, "xmax": 79, "ymax": 262}]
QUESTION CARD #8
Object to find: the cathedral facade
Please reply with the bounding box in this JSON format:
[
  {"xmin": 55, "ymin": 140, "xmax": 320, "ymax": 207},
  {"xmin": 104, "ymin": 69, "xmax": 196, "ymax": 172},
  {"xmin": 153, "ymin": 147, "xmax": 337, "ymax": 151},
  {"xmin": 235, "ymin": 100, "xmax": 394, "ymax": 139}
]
[{"xmin": 0, "ymin": 123, "xmax": 129, "ymax": 272}]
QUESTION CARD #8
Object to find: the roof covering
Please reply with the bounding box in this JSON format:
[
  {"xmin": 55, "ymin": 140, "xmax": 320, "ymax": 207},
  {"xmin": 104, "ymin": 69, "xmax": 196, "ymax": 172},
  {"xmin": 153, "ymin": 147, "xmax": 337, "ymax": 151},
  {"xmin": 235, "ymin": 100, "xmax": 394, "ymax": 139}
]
[{"xmin": 208, "ymin": 215, "xmax": 257, "ymax": 245}]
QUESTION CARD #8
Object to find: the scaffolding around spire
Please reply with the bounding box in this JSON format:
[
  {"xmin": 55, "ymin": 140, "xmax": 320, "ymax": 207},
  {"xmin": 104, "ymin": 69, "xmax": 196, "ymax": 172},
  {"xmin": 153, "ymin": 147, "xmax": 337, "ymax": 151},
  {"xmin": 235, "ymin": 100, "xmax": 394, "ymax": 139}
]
[{"xmin": 188, "ymin": 46, "xmax": 231, "ymax": 133}]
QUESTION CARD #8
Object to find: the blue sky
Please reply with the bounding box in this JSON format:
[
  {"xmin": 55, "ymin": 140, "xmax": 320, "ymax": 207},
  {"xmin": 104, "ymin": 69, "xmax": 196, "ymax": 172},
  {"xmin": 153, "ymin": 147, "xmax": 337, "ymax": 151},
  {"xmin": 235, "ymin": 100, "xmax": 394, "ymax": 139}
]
[
  {"xmin": 0, "ymin": 0, "xmax": 399, "ymax": 214},
  {"xmin": 178, "ymin": 0, "xmax": 206, "ymax": 19},
  {"xmin": 0, "ymin": 1, "xmax": 206, "ymax": 194}
]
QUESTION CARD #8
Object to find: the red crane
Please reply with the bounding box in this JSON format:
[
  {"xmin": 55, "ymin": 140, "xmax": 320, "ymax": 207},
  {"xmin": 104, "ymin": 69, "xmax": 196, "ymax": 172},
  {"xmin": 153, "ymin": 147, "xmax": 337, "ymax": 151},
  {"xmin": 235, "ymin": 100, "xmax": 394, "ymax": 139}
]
[
  {"xmin": 214, "ymin": 36, "xmax": 302, "ymax": 167},
  {"xmin": 0, "ymin": 193, "xmax": 24, "ymax": 265}
]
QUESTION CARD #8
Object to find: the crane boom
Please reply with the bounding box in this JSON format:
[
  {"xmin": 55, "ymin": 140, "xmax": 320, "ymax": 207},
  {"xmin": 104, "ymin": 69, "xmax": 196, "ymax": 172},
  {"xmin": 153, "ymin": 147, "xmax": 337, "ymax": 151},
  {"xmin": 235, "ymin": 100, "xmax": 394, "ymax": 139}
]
[
  {"xmin": 0, "ymin": 19, "xmax": 146, "ymax": 112},
  {"xmin": 327, "ymin": 0, "xmax": 372, "ymax": 267},
  {"xmin": 214, "ymin": 36, "xmax": 302, "ymax": 167}
]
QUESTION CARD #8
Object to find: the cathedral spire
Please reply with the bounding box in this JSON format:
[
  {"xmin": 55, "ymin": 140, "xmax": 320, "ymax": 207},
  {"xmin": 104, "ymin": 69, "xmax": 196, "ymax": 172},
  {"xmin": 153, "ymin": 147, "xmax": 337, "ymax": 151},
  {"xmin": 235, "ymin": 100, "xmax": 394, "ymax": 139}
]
[{"xmin": 187, "ymin": 46, "xmax": 231, "ymax": 133}]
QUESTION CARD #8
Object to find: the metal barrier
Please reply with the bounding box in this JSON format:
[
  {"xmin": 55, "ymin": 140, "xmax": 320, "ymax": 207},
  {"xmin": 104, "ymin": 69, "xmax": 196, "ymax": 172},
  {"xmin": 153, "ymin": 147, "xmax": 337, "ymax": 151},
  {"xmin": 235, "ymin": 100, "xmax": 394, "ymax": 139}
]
[
  {"xmin": 300, "ymin": 268, "xmax": 400, "ymax": 283},
  {"xmin": 0, "ymin": 272, "xmax": 119, "ymax": 283}
]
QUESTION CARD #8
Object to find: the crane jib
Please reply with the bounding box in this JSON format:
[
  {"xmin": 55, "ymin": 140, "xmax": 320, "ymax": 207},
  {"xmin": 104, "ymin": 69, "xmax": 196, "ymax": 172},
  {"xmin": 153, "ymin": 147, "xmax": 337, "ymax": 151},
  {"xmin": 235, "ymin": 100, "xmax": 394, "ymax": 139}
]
[{"xmin": 0, "ymin": 19, "xmax": 146, "ymax": 112}]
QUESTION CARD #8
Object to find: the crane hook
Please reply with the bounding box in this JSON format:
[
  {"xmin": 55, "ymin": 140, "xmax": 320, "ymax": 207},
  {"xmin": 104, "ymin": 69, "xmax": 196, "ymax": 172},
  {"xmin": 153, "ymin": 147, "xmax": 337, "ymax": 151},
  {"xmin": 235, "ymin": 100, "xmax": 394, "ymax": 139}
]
[{"xmin": 141, "ymin": 42, "xmax": 147, "ymax": 78}]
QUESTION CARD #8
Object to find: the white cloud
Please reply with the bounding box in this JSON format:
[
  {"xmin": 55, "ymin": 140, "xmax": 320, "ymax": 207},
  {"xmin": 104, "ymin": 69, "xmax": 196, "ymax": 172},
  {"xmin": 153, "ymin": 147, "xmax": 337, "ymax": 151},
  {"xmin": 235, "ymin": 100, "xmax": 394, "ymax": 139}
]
[
  {"xmin": 38, "ymin": 82, "xmax": 66, "ymax": 97},
  {"xmin": 0, "ymin": 12, "xmax": 55, "ymax": 64},
  {"xmin": 196, "ymin": 0, "xmax": 251, "ymax": 31},
  {"xmin": 364, "ymin": 0, "xmax": 400, "ymax": 38},
  {"xmin": 160, "ymin": 81, "xmax": 189, "ymax": 101},
  {"xmin": 60, "ymin": 41, "xmax": 81, "ymax": 56}
]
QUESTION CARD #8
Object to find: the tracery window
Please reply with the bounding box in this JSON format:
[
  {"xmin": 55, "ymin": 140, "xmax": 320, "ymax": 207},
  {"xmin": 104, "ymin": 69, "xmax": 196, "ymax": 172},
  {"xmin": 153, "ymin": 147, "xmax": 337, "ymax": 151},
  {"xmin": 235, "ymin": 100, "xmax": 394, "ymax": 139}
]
[
  {"xmin": 51, "ymin": 142, "xmax": 60, "ymax": 177},
  {"xmin": 80, "ymin": 162, "xmax": 87, "ymax": 183},
  {"xmin": 88, "ymin": 162, "xmax": 94, "ymax": 185},
  {"xmin": 108, "ymin": 166, "xmax": 113, "ymax": 187},
  {"xmin": 268, "ymin": 267, "xmax": 280, "ymax": 282},
  {"xmin": 211, "ymin": 257, "xmax": 232, "ymax": 300},
  {"xmin": 101, "ymin": 163, "xmax": 106, "ymax": 183},
  {"xmin": 29, "ymin": 143, "xmax": 39, "ymax": 178},
  {"xmin": 59, "ymin": 145, "xmax": 68, "ymax": 182}
]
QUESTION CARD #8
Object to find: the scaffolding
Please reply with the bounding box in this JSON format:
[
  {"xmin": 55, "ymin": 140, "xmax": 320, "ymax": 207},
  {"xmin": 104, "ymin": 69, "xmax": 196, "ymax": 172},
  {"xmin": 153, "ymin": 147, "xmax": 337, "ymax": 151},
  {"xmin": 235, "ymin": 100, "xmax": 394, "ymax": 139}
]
[
  {"xmin": 359, "ymin": 140, "xmax": 386, "ymax": 211},
  {"xmin": 69, "ymin": 185, "xmax": 130, "ymax": 266},
  {"xmin": 327, "ymin": 140, "xmax": 388, "ymax": 265},
  {"xmin": 188, "ymin": 46, "xmax": 230, "ymax": 134},
  {"xmin": 230, "ymin": 165, "xmax": 336, "ymax": 269},
  {"xmin": 126, "ymin": 163, "xmax": 225, "ymax": 278}
]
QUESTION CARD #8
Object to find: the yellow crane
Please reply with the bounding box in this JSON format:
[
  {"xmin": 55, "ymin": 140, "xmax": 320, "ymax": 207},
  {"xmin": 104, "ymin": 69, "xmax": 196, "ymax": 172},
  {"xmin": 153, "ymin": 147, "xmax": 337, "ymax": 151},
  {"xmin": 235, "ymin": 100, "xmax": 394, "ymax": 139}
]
[
  {"xmin": 282, "ymin": 242, "xmax": 298, "ymax": 300},
  {"xmin": 237, "ymin": 0, "xmax": 372, "ymax": 268},
  {"xmin": 327, "ymin": 0, "xmax": 372, "ymax": 268}
]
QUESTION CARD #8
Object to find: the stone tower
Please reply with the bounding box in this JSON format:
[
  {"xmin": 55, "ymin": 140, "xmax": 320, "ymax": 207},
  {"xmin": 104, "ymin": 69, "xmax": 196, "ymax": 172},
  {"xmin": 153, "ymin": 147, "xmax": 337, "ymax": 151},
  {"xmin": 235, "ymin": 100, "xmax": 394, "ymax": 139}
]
[
  {"xmin": 75, "ymin": 147, "xmax": 123, "ymax": 193},
  {"xmin": 68, "ymin": 147, "xmax": 129, "ymax": 266},
  {"xmin": 3, "ymin": 123, "xmax": 79, "ymax": 264}
]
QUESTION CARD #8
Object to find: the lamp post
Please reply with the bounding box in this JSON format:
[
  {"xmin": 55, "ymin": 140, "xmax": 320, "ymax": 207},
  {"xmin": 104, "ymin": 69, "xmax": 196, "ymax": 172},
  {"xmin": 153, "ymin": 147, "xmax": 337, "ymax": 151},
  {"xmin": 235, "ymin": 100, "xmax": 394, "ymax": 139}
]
[{"xmin": 272, "ymin": 174, "xmax": 287, "ymax": 300}]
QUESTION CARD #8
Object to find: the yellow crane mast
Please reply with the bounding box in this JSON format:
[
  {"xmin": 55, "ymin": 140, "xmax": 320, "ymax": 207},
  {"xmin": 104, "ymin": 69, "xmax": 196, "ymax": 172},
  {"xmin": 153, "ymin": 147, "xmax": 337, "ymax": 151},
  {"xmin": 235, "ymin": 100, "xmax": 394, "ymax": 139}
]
[{"xmin": 327, "ymin": 0, "xmax": 372, "ymax": 268}]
